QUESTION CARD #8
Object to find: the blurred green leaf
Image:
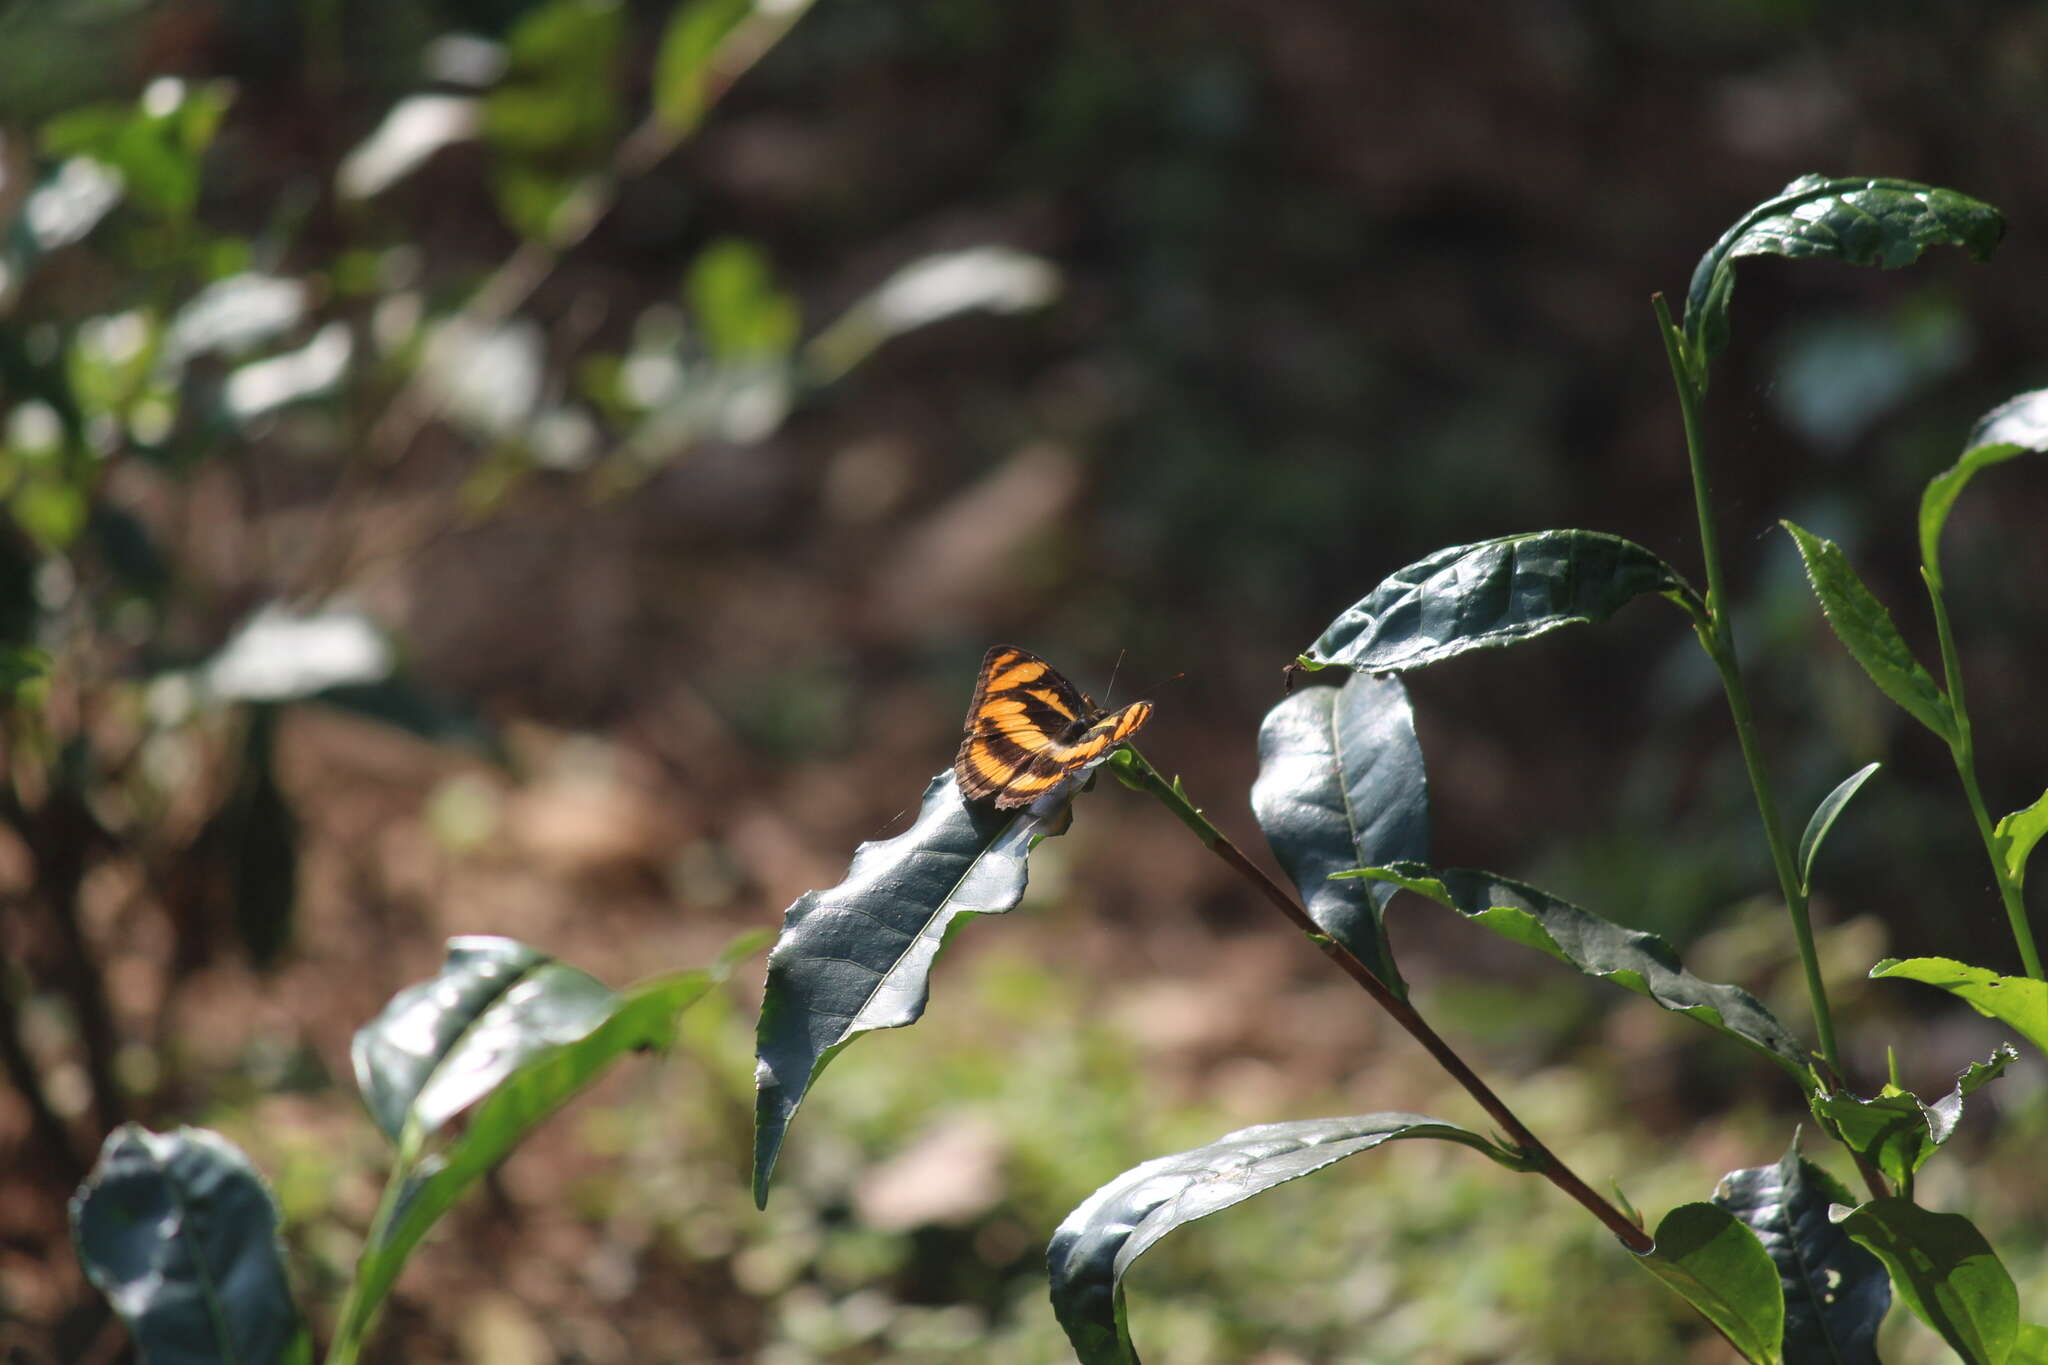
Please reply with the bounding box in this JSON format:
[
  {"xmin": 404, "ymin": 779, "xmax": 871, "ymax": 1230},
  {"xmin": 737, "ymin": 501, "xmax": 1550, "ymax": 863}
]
[
  {"xmin": 1811, "ymin": 1047, "xmax": 2014, "ymax": 1196},
  {"xmin": 1870, "ymin": 958, "xmax": 2048, "ymax": 1055},
  {"xmin": 40, "ymin": 80, "xmax": 233, "ymax": 220},
  {"xmin": 1683, "ymin": 175, "xmax": 2003, "ymax": 376},
  {"xmin": 1349, "ymin": 864, "xmax": 1808, "ymax": 1078},
  {"xmin": 1782, "ymin": 521, "xmax": 1956, "ymax": 743},
  {"xmin": 654, "ymin": 0, "xmax": 752, "ymax": 135},
  {"xmin": 1635, "ymin": 1203, "xmax": 1784, "ymax": 1365},
  {"xmin": 1713, "ymin": 1141, "xmax": 1889, "ymax": 1365},
  {"xmin": 1994, "ymin": 792, "xmax": 2048, "ymax": 889},
  {"xmin": 1250, "ymin": 673, "xmax": 1427, "ymax": 995},
  {"xmin": 482, "ymin": 0, "xmax": 622, "ymax": 240},
  {"xmin": 1840, "ymin": 1199, "xmax": 2016, "ymax": 1364},
  {"xmin": 1047, "ymin": 1114, "xmax": 1529, "ymax": 1365},
  {"xmin": 70, "ymin": 1125, "xmax": 310, "ymax": 1365},
  {"xmin": 687, "ymin": 238, "xmax": 800, "ymax": 362},
  {"xmin": 1922, "ymin": 389, "xmax": 2048, "ymax": 583},
  {"xmin": 351, "ymin": 937, "xmax": 615, "ymax": 1144},
  {"xmin": 1797, "ymin": 762, "xmax": 1880, "ymax": 896},
  {"xmin": 10, "ymin": 476, "xmax": 88, "ymax": 551},
  {"xmin": 1297, "ymin": 530, "xmax": 1698, "ymax": 674},
  {"xmin": 753, "ymin": 770, "xmax": 1075, "ymax": 1208},
  {"xmin": 2014, "ymin": 1325, "xmax": 2048, "ymax": 1362}
]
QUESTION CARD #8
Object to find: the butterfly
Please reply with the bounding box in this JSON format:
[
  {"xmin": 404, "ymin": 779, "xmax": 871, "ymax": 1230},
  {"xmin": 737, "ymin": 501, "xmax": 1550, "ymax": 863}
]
[{"xmin": 954, "ymin": 645, "xmax": 1153, "ymax": 810}]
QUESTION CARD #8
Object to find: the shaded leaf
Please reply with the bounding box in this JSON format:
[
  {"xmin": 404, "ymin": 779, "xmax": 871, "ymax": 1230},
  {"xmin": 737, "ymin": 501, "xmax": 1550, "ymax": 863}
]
[
  {"xmin": 1783, "ymin": 521, "xmax": 1956, "ymax": 743},
  {"xmin": 1047, "ymin": 1114, "xmax": 1528, "ymax": 1365},
  {"xmin": 1840, "ymin": 1199, "xmax": 2016, "ymax": 1364},
  {"xmin": 1250, "ymin": 673, "xmax": 1428, "ymax": 994},
  {"xmin": 1714, "ymin": 1141, "xmax": 1889, "ymax": 1365},
  {"xmin": 1636, "ymin": 1202, "xmax": 1784, "ymax": 1365},
  {"xmin": 342, "ymin": 949, "xmax": 747, "ymax": 1339},
  {"xmin": 1351, "ymin": 865, "xmax": 1808, "ymax": 1079},
  {"xmin": 481, "ymin": 0, "xmax": 622, "ymax": 240},
  {"xmin": 1811, "ymin": 1046, "xmax": 2014, "ymax": 1195},
  {"xmin": 1683, "ymin": 175, "xmax": 2003, "ymax": 372},
  {"xmin": 1798, "ymin": 762, "xmax": 1881, "ymax": 896},
  {"xmin": 753, "ymin": 771, "xmax": 1075, "ymax": 1206},
  {"xmin": 1993, "ymin": 792, "xmax": 2048, "ymax": 889},
  {"xmin": 70, "ymin": 1125, "xmax": 309, "ymax": 1365},
  {"xmin": 351, "ymin": 937, "xmax": 615, "ymax": 1144},
  {"xmin": 1298, "ymin": 530, "xmax": 1698, "ymax": 674},
  {"xmin": 1870, "ymin": 957, "xmax": 2048, "ymax": 1055},
  {"xmin": 227, "ymin": 705, "xmax": 298, "ymax": 970},
  {"xmin": 1921, "ymin": 388, "xmax": 2048, "ymax": 582}
]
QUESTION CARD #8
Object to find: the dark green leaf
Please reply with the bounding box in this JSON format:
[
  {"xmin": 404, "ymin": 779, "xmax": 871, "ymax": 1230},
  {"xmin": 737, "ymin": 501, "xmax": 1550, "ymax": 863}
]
[
  {"xmin": 228, "ymin": 706, "xmax": 297, "ymax": 970},
  {"xmin": 1351, "ymin": 865, "xmax": 1808, "ymax": 1079},
  {"xmin": 1870, "ymin": 957, "xmax": 2048, "ymax": 1054},
  {"xmin": 1714, "ymin": 1141, "xmax": 1889, "ymax": 1365},
  {"xmin": 1635, "ymin": 1203, "xmax": 1785, "ymax": 1365},
  {"xmin": 1920, "ymin": 389, "xmax": 2048, "ymax": 583},
  {"xmin": 70, "ymin": 1125, "xmax": 309, "ymax": 1365},
  {"xmin": 1993, "ymin": 791, "xmax": 2048, "ymax": 889},
  {"xmin": 653, "ymin": 0, "xmax": 751, "ymax": 135},
  {"xmin": 344, "ymin": 953, "xmax": 742, "ymax": 1336},
  {"xmin": 1811, "ymin": 1047, "xmax": 2014, "ymax": 1195},
  {"xmin": 1250, "ymin": 673, "xmax": 1428, "ymax": 995},
  {"xmin": 1783, "ymin": 521, "xmax": 1956, "ymax": 743},
  {"xmin": 1298, "ymin": 530, "xmax": 1697, "ymax": 673},
  {"xmin": 351, "ymin": 937, "xmax": 615, "ymax": 1144},
  {"xmin": 1798, "ymin": 762, "xmax": 1881, "ymax": 896},
  {"xmin": 1047, "ymin": 1114, "xmax": 1528, "ymax": 1365},
  {"xmin": 1840, "ymin": 1198, "xmax": 2016, "ymax": 1364},
  {"xmin": 753, "ymin": 771, "xmax": 1075, "ymax": 1207},
  {"xmin": 1683, "ymin": 176, "xmax": 2003, "ymax": 371}
]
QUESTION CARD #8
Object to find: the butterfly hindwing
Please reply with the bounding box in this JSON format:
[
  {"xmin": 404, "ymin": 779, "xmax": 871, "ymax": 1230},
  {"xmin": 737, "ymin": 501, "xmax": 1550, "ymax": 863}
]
[{"xmin": 955, "ymin": 645, "xmax": 1153, "ymax": 809}]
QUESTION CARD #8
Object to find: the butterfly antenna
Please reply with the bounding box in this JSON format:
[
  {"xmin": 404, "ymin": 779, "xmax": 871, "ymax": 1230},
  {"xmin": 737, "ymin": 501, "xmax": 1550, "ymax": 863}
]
[
  {"xmin": 1129, "ymin": 668, "xmax": 1185, "ymax": 700},
  {"xmin": 1102, "ymin": 649, "xmax": 1128, "ymax": 705}
]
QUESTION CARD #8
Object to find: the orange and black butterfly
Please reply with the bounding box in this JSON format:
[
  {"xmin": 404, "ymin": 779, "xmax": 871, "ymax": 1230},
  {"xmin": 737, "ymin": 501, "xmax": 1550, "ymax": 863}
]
[{"xmin": 954, "ymin": 645, "xmax": 1153, "ymax": 810}]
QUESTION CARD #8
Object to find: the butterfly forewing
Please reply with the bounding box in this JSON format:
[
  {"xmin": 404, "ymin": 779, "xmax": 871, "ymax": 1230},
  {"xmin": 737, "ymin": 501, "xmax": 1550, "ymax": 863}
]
[{"xmin": 954, "ymin": 646, "xmax": 1153, "ymax": 809}]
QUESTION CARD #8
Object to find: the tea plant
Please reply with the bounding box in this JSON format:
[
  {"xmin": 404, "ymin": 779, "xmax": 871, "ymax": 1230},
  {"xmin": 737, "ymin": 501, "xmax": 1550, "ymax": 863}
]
[{"xmin": 752, "ymin": 176, "xmax": 2047, "ymax": 1363}]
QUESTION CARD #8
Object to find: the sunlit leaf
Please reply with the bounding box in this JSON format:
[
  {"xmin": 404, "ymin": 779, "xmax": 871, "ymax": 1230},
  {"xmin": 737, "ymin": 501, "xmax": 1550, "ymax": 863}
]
[
  {"xmin": 1840, "ymin": 1199, "xmax": 2016, "ymax": 1365},
  {"xmin": 40, "ymin": 80, "xmax": 233, "ymax": 221},
  {"xmin": 70, "ymin": 1125, "xmax": 310, "ymax": 1365},
  {"xmin": 336, "ymin": 95, "xmax": 481, "ymax": 200},
  {"xmin": 1297, "ymin": 530, "xmax": 1699, "ymax": 674},
  {"xmin": 1714, "ymin": 1141, "xmax": 1889, "ymax": 1365},
  {"xmin": 1811, "ymin": 1047, "xmax": 2014, "ymax": 1195},
  {"xmin": 1047, "ymin": 1114, "xmax": 1528, "ymax": 1365},
  {"xmin": 1635, "ymin": 1203, "xmax": 1784, "ymax": 1365},
  {"xmin": 1870, "ymin": 957, "xmax": 2048, "ymax": 1055},
  {"xmin": 1993, "ymin": 791, "xmax": 2048, "ymax": 889},
  {"xmin": 2014, "ymin": 1324, "xmax": 2048, "ymax": 1363},
  {"xmin": 202, "ymin": 603, "xmax": 395, "ymax": 703},
  {"xmin": 1783, "ymin": 521, "xmax": 1956, "ymax": 743},
  {"xmin": 687, "ymin": 238, "xmax": 800, "ymax": 362},
  {"xmin": 805, "ymin": 246, "xmax": 1062, "ymax": 381},
  {"xmin": 1350, "ymin": 865, "xmax": 1808, "ymax": 1078},
  {"xmin": 1798, "ymin": 762, "xmax": 1880, "ymax": 896},
  {"xmin": 754, "ymin": 771, "xmax": 1078, "ymax": 1206},
  {"xmin": 1920, "ymin": 388, "xmax": 2048, "ymax": 584},
  {"xmin": 1683, "ymin": 175, "xmax": 2003, "ymax": 374},
  {"xmin": 1250, "ymin": 673, "xmax": 1427, "ymax": 994}
]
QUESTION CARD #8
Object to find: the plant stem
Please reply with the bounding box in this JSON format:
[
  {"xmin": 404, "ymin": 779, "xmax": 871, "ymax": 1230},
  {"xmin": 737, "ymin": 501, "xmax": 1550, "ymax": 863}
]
[
  {"xmin": 324, "ymin": 1137, "xmax": 420, "ymax": 1365},
  {"xmin": 1924, "ymin": 574, "xmax": 2046, "ymax": 979},
  {"xmin": 1653, "ymin": 294, "xmax": 1842, "ymax": 1076},
  {"xmin": 1114, "ymin": 748, "xmax": 1655, "ymax": 1254}
]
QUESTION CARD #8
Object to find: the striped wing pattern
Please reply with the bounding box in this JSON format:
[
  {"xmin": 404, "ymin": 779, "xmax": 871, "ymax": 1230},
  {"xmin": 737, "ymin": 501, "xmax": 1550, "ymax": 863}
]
[{"xmin": 954, "ymin": 646, "xmax": 1153, "ymax": 809}]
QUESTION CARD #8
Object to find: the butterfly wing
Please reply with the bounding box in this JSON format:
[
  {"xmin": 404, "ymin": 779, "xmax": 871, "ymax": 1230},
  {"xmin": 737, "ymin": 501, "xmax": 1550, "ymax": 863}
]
[
  {"xmin": 987, "ymin": 698, "xmax": 1152, "ymax": 809},
  {"xmin": 954, "ymin": 645, "xmax": 1152, "ymax": 808}
]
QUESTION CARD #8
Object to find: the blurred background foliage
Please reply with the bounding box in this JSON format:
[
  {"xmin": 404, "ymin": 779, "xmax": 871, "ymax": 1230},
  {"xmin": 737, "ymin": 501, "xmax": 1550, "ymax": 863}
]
[{"xmin": 3, "ymin": 0, "xmax": 2048, "ymax": 1360}]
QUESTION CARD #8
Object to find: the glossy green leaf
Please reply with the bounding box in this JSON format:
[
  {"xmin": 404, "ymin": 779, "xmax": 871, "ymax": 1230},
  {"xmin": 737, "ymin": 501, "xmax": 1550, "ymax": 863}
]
[
  {"xmin": 1683, "ymin": 175, "xmax": 2003, "ymax": 373},
  {"xmin": 1250, "ymin": 673, "xmax": 1428, "ymax": 995},
  {"xmin": 1798, "ymin": 762, "xmax": 1880, "ymax": 896},
  {"xmin": 1047, "ymin": 1114, "xmax": 1528, "ymax": 1365},
  {"xmin": 1783, "ymin": 521, "xmax": 1956, "ymax": 743},
  {"xmin": 1350, "ymin": 865, "xmax": 1808, "ymax": 1079},
  {"xmin": 1714, "ymin": 1141, "xmax": 1889, "ymax": 1365},
  {"xmin": 351, "ymin": 937, "xmax": 616, "ymax": 1144},
  {"xmin": 1920, "ymin": 389, "xmax": 2048, "ymax": 584},
  {"xmin": 1635, "ymin": 1203, "xmax": 1784, "ymax": 1365},
  {"xmin": 753, "ymin": 770, "xmax": 1078, "ymax": 1207},
  {"xmin": 342, "ymin": 949, "xmax": 745, "ymax": 1338},
  {"xmin": 70, "ymin": 1125, "xmax": 310, "ymax": 1365},
  {"xmin": 653, "ymin": 0, "xmax": 752, "ymax": 135},
  {"xmin": 1810, "ymin": 1047, "xmax": 2014, "ymax": 1195},
  {"xmin": 1870, "ymin": 957, "xmax": 2048, "ymax": 1054},
  {"xmin": 1841, "ymin": 1198, "xmax": 2016, "ymax": 1364},
  {"xmin": 1297, "ymin": 530, "xmax": 1698, "ymax": 673},
  {"xmin": 1993, "ymin": 791, "xmax": 2048, "ymax": 889}
]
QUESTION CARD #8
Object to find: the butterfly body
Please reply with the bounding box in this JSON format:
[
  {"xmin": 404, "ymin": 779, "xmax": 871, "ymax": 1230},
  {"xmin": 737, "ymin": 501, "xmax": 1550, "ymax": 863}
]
[{"xmin": 954, "ymin": 645, "xmax": 1152, "ymax": 809}]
